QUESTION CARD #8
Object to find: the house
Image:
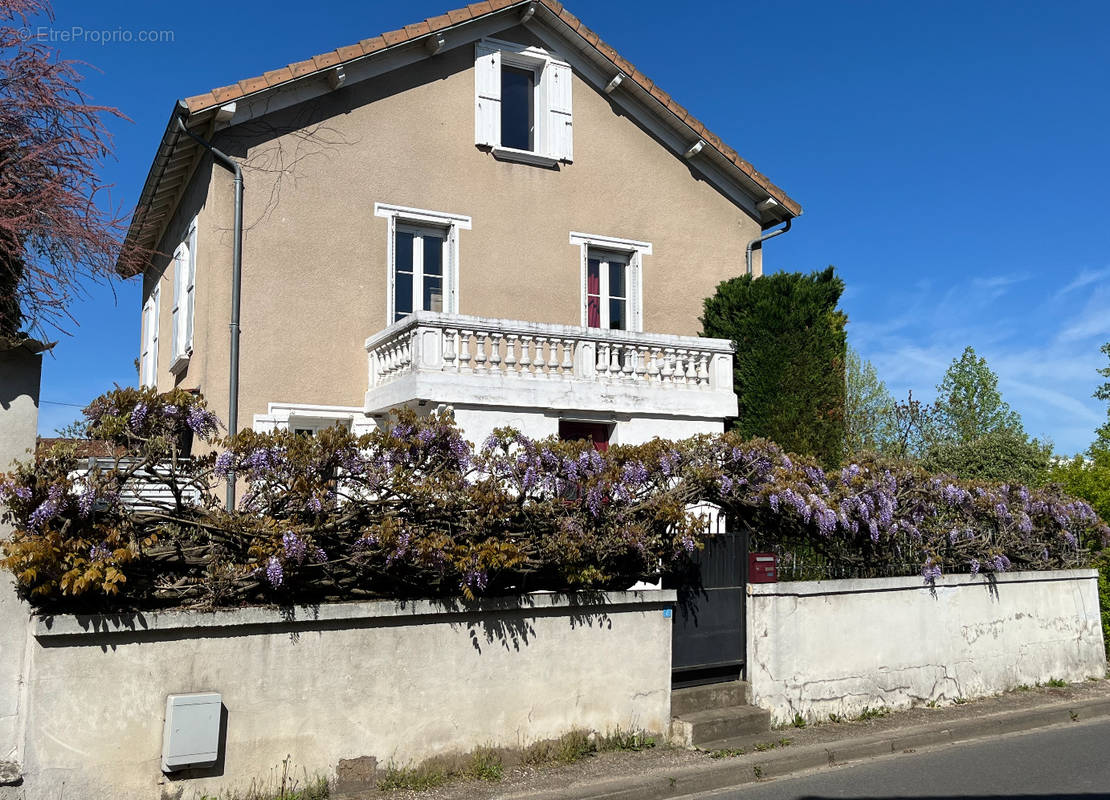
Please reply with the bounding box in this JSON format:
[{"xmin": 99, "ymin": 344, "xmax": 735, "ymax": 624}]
[{"xmin": 119, "ymin": 0, "xmax": 801, "ymax": 451}]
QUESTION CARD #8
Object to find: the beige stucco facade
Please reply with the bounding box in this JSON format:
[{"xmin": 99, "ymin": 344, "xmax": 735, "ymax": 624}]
[{"xmin": 142, "ymin": 28, "xmax": 767, "ymax": 435}]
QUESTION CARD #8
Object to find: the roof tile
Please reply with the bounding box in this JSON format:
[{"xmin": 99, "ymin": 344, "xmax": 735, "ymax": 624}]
[
  {"xmin": 488, "ymin": 0, "xmax": 517, "ymax": 10},
  {"xmin": 336, "ymin": 44, "xmax": 365, "ymax": 61},
  {"xmin": 263, "ymin": 68, "xmax": 294, "ymax": 87},
  {"xmin": 184, "ymin": 92, "xmax": 216, "ymax": 111},
  {"xmin": 427, "ymin": 13, "xmax": 455, "ymax": 29},
  {"xmin": 381, "ymin": 28, "xmax": 409, "ymax": 46},
  {"xmin": 360, "ymin": 36, "xmax": 387, "ymax": 53},
  {"xmin": 211, "ymin": 84, "xmax": 242, "ymax": 104},
  {"xmin": 466, "ymin": 2, "xmax": 493, "ymax": 14},
  {"xmin": 288, "ymin": 59, "xmax": 318, "ymax": 78},
  {"xmin": 405, "ymin": 21, "xmax": 432, "ymax": 37},
  {"xmin": 312, "ymin": 52, "xmax": 341, "ymax": 70},
  {"xmin": 559, "ymin": 9, "xmax": 581, "ymax": 30},
  {"xmin": 446, "ymin": 8, "xmax": 473, "ymax": 23},
  {"xmin": 542, "ymin": 0, "xmax": 564, "ymax": 13},
  {"xmin": 238, "ymin": 76, "xmax": 269, "ymax": 94}
]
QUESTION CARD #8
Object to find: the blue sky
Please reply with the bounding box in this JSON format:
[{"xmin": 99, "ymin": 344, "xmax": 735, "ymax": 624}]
[{"xmin": 31, "ymin": 0, "xmax": 1110, "ymax": 454}]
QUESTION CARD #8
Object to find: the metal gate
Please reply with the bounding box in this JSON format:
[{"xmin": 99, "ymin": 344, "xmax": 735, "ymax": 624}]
[{"xmin": 666, "ymin": 530, "xmax": 748, "ymax": 688}]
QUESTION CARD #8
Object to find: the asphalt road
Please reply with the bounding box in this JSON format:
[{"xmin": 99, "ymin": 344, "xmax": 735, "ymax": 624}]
[{"xmin": 691, "ymin": 718, "xmax": 1110, "ymax": 800}]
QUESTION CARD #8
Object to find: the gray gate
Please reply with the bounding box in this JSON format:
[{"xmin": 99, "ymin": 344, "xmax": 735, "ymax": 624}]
[{"xmin": 666, "ymin": 530, "xmax": 749, "ymax": 688}]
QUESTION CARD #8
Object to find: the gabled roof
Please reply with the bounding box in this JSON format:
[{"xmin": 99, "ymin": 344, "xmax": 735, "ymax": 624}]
[{"xmin": 118, "ymin": 0, "xmax": 800, "ymax": 274}]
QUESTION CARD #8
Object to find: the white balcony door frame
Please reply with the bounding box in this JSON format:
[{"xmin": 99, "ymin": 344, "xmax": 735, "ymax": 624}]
[
  {"xmin": 375, "ymin": 203, "xmax": 471, "ymax": 325},
  {"xmin": 569, "ymin": 231, "xmax": 652, "ymax": 333}
]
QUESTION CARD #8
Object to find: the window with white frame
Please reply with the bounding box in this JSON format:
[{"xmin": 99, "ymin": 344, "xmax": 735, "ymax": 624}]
[
  {"xmin": 569, "ymin": 232, "xmax": 651, "ymax": 332},
  {"xmin": 374, "ymin": 203, "xmax": 471, "ymax": 324},
  {"xmin": 140, "ymin": 283, "xmax": 159, "ymax": 388},
  {"xmin": 474, "ymin": 37, "xmax": 573, "ymax": 165},
  {"xmin": 170, "ymin": 218, "xmax": 197, "ymax": 370}
]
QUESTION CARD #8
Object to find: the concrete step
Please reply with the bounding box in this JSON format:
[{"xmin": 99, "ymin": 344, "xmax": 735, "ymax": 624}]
[
  {"xmin": 671, "ymin": 681, "xmax": 751, "ymax": 717},
  {"xmin": 671, "ymin": 704, "xmax": 771, "ymax": 747}
]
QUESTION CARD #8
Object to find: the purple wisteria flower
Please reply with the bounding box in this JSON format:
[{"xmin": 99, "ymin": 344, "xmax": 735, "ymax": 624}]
[
  {"xmin": 265, "ymin": 557, "xmax": 284, "ymax": 588},
  {"xmin": 129, "ymin": 403, "xmax": 148, "ymax": 432},
  {"xmin": 214, "ymin": 451, "xmax": 234, "ymax": 476},
  {"xmin": 186, "ymin": 406, "xmax": 220, "ymax": 437},
  {"xmin": 969, "ymin": 558, "xmax": 981, "ymax": 575},
  {"xmin": 88, "ymin": 543, "xmax": 112, "ymax": 561},
  {"xmin": 282, "ymin": 531, "xmax": 308, "ymax": 564},
  {"xmin": 921, "ymin": 560, "xmax": 942, "ymax": 584}
]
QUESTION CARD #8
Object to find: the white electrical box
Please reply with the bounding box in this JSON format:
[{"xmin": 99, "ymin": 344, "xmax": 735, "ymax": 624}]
[{"xmin": 161, "ymin": 692, "xmax": 222, "ymax": 773}]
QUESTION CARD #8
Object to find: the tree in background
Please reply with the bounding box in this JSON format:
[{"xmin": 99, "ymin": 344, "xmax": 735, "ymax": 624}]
[
  {"xmin": 702, "ymin": 267, "xmax": 847, "ymax": 467},
  {"xmin": 0, "ymin": 0, "xmax": 142, "ymax": 340},
  {"xmin": 888, "ymin": 389, "xmax": 942, "ymax": 460},
  {"xmin": 1095, "ymin": 341, "xmax": 1110, "ymax": 454},
  {"xmin": 919, "ymin": 346, "xmax": 1049, "ymax": 484},
  {"xmin": 933, "ymin": 346, "xmax": 1024, "ymax": 444},
  {"xmin": 922, "ymin": 428, "xmax": 1052, "ymax": 487},
  {"xmin": 1050, "ymin": 341, "xmax": 1110, "ymax": 527},
  {"xmin": 843, "ymin": 347, "xmax": 898, "ymax": 458}
]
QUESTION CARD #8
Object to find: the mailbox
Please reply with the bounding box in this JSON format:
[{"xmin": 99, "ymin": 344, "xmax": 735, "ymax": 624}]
[{"xmin": 748, "ymin": 552, "xmax": 778, "ymax": 583}]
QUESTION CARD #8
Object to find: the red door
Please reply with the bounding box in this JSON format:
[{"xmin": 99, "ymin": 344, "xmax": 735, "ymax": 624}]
[{"xmin": 558, "ymin": 421, "xmax": 610, "ymax": 452}]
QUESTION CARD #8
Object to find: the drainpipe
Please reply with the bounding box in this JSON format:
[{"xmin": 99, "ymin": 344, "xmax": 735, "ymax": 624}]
[
  {"xmin": 174, "ymin": 110, "xmax": 243, "ymax": 510},
  {"xmin": 745, "ymin": 216, "xmax": 792, "ymax": 277}
]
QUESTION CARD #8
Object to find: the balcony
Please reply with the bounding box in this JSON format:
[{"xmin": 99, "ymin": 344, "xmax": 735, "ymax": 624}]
[{"xmin": 364, "ymin": 312, "xmax": 737, "ymax": 421}]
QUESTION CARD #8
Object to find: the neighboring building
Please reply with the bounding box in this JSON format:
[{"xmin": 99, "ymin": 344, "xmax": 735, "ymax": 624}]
[{"xmin": 119, "ymin": 0, "xmax": 801, "ymax": 449}]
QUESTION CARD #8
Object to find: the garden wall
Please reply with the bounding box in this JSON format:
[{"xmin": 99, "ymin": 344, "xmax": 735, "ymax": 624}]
[
  {"xmin": 747, "ymin": 569, "xmax": 1106, "ymax": 725},
  {"xmin": 15, "ymin": 591, "xmax": 674, "ymax": 799}
]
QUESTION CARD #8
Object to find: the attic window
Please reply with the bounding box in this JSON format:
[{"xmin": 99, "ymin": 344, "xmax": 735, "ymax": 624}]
[{"xmin": 474, "ymin": 38, "xmax": 572, "ymax": 166}]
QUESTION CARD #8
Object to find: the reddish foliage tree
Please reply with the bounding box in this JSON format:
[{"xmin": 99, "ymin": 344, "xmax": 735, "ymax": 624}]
[{"xmin": 0, "ymin": 0, "xmax": 145, "ymax": 339}]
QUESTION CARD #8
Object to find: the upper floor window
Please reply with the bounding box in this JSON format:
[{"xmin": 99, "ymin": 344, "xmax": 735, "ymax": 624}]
[
  {"xmin": 139, "ymin": 283, "xmax": 159, "ymax": 388},
  {"xmin": 374, "ymin": 203, "xmax": 472, "ymax": 325},
  {"xmin": 170, "ymin": 218, "xmax": 197, "ymax": 372},
  {"xmin": 586, "ymin": 250, "xmax": 629, "ymax": 331},
  {"xmin": 570, "ymin": 232, "xmax": 652, "ymax": 333},
  {"xmin": 393, "ymin": 224, "xmax": 447, "ymax": 323},
  {"xmin": 475, "ymin": 38, "xmax": 573, "ymax": 166}
]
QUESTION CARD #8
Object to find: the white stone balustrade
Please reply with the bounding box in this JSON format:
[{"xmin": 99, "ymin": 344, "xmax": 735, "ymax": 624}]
[{"xmin": 365, "ymin": 312, "xmax": 737, "ymax": 421}]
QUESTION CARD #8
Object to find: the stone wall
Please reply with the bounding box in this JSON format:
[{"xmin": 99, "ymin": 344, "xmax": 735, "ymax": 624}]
[
  {"xmin": 747, "ymin": 570, "xmax": 1107, "ymax": 725},
  {"xmin": 19, "ymin": 591, "xmax": 674, "ymax": 798}
]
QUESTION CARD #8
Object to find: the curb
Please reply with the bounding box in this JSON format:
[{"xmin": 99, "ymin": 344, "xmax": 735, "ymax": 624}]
[{"xmin": 500, "ymin": 697, "xmax": 1110, "ymax": 800}]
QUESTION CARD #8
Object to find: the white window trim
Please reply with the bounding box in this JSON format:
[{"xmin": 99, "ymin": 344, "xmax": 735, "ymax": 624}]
[
  {"xmin": 374, "ymin": 203, "xmax": 471, "ymax": 325},
  {"xmin": 475, "ymin": 37, "xmax": 573, "ymax": 164},
  {"xmin": 140, "ymin": 282, "xmax": 160, "ymax": 388},
  {"xmin": 252, "ymin": 402, "xmax": 377, "ymax": 436},
  {"xmin": 569, "ymin": 232, "xmax": 652, "ymax": 332},
  {"xmin": 169, "ymin": 218, "xmax": 197, "ymax": 374}
]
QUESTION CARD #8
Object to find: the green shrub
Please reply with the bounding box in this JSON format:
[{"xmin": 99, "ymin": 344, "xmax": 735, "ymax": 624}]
[{"xmin": 702, "ymin": 266, "xmax": 847, "ymax": 468}]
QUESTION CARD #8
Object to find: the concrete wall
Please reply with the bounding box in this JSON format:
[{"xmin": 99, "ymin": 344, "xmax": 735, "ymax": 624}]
[
  {"xmin": 19, "ymin": 591, "xmax": 673, "ymax": 799},
  {"xmin": 747, "ymin": 570, "xmax": 1107, "ymax": 725},
  {"xmin": 0, "ymin": 346, "xmax": 40, "ymax": 787},
  {"xmin": 146, "ymin": 26, "xmax": 763, "ymax": 435}
]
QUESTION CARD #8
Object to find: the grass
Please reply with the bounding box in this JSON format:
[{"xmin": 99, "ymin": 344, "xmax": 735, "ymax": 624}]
[
  {"xmin": 378, "ymin": 762, "xmax": 450, "ymax": 792},
  {"xmin": 378, "ymin": 727, "xmax": 659, "ymax": 792},
  {"xmin": 1046, "ymin": 678, "xmax": 1068, "ymax": 688},
  {"xmin": 855, "ymin": 706, "xmax": 890, "ymax": 721},
  {"xmin": 826, "ymin": 712, "xmax": 844, "ymax": 724},
  {"xmin": 791, "ymin": 712, "xmax": 807, "ymax": 729},
  {"xmin": 199, "ymin": 759, "xmax": 328, "ymax": 800}
]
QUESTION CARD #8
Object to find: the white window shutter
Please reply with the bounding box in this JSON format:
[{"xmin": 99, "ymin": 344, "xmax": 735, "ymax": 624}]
[
  {"xmin": 170, "ymin": 250, "xmax": 182, "ymax": 360},
  {"xmin": 546, "ymin": 60, "xmax": 573, "ymax": 162},
  {"xmin": 474, "ymin": 44, "xmax": 501, "ymax": 147},
  {"xmin": 186, "ymin": 225, "xmax": 197, "ymax": 352},
  {"xmin": 629, "ymin": 253, "xmax": 643, "ymax": 332}
]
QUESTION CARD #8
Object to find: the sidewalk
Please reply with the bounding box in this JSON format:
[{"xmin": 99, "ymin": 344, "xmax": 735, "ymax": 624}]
[{"xmin": 371, "ymin": 678, "xmax": 1110, "ymax": 800}]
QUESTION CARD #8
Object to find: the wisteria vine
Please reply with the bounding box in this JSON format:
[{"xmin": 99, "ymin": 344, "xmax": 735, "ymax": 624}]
[{"xmin": 0, "ymin": 387, "xmax": 1106, "ymax": 611}]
